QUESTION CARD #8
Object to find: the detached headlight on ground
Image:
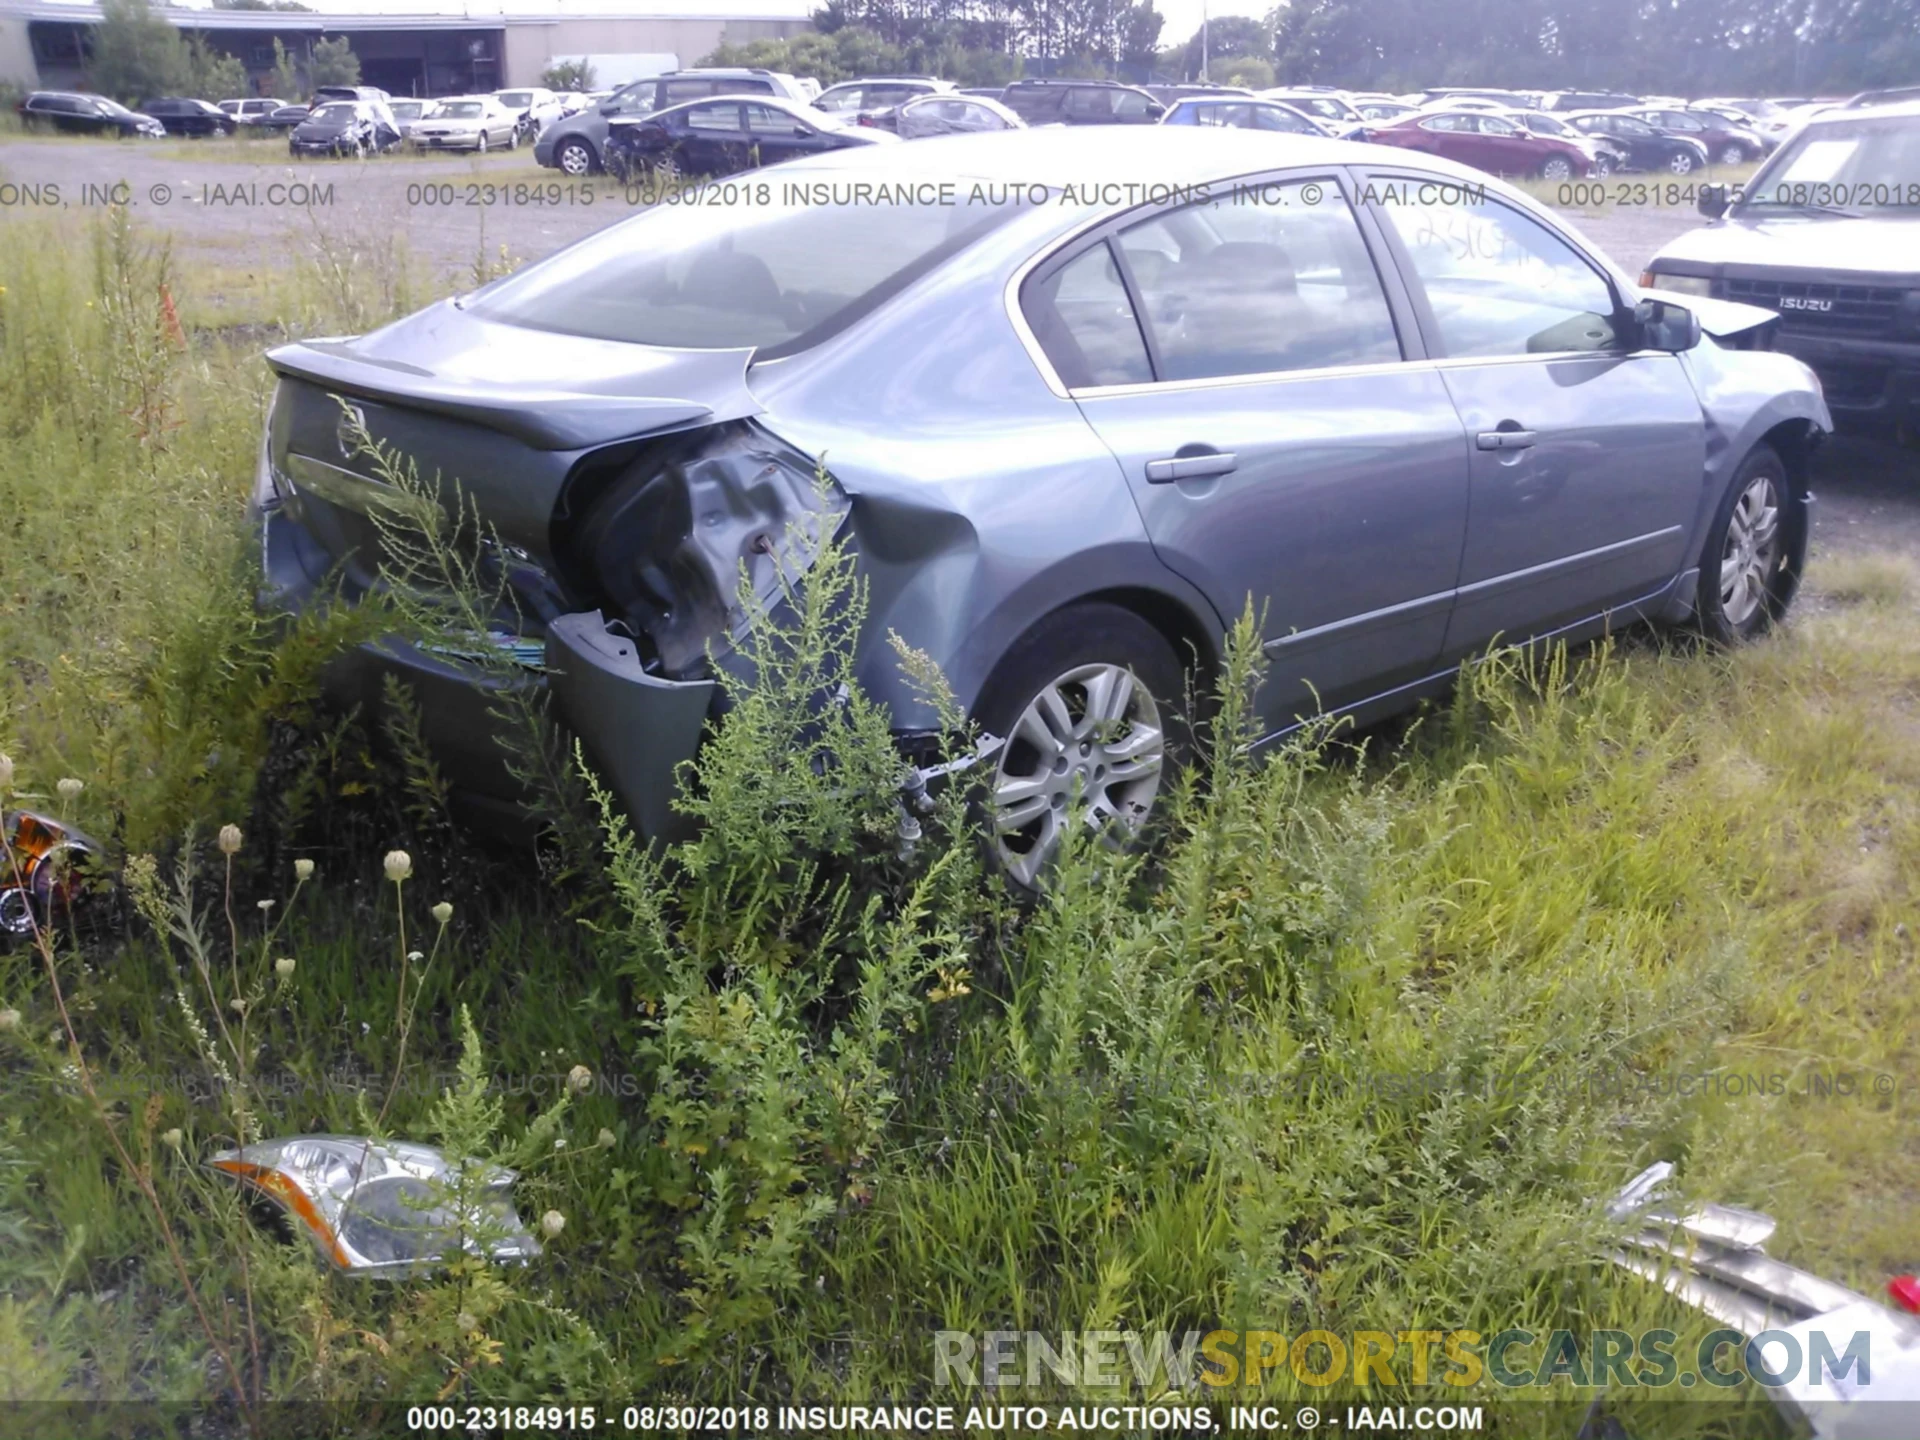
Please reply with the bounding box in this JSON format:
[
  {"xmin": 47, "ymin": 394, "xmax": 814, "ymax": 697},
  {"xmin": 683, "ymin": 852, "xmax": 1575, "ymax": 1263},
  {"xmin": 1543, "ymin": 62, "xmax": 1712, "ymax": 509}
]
[{"xmin": 209, "ymin": 1135, "xmax": 541, "ymax": 1276}]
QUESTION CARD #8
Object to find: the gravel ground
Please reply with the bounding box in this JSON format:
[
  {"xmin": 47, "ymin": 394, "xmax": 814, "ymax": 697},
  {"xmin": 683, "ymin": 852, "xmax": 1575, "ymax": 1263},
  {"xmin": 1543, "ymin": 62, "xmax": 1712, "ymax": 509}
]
[{"xmin": 2, "ymin": 135, "xmax": 1912, "ymax": 560}]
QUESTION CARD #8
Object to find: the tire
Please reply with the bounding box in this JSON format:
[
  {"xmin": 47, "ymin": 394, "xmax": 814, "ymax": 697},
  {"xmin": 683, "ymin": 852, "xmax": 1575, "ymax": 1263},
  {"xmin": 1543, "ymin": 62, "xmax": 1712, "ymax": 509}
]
[
  {"xmin": 972, "ymin": 603, "xmax": 1189, "ymax": 890},
  {"xmin": 1717, "ymin": 143, "xmax": 1747, "ymax": 165},
  {"xmin": 557, "ymin": 138, "xmax": 595, "ymax": 175},
  {"xmin": 1693, "ymin": 443, "xmax": 1796, "ymax": 643},
  {"xmin": 506, "ymin": 126, "xmax": 519, "ymax": 150},
  {"xmin": 1594, "ymin": 154, "xmax": 1615, "ymax": 177},
  {"xmin": 476, "ymin": 132, "xmax": 488, "ymax": 154},
  {"xmin": 1668, "ymin": 149, "xmax": 1697, "ymax": 175},
  {"xmin": 1538, "ymin": 155, "xmax": 1574, "ymax": 182}
]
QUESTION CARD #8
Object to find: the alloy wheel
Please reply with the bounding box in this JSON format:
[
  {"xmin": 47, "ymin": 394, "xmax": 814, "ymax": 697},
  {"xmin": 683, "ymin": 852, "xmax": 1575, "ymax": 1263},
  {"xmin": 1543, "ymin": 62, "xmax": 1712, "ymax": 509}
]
[
  {"xmin": 477, "ymin": 132, "xmax": 488, "ymax": 153},
  {"xmin": 987, "ymin": 662, "xmax": 1166, "ymax": 889},
  {"xmin": 1720, "ymin": 473, "xmax": 1781, "ymax": 627},
  {"xmin": 1718, "ymin": 143, "xmax": 1745, "ymax": 165},
  {"xmin": 1541, "ymin": 156, "xmax": 1573, "ymax": 181},
  {"xmin": 1669, "ymin": 150, "xmax": 1696, "ymax": 174},
  {"xmin": 558, "ymin": 141, "xmax": 592, "ymax": 175}
]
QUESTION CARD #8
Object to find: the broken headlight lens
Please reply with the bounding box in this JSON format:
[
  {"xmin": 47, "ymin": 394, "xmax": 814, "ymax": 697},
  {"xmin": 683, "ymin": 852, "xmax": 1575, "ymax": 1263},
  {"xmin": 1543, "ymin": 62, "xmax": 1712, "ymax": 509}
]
[
  {"xmin": 209, "ymin": 1135, "xmax": 541, "ymax": 1276},
  {"xmin": 1, "ymin": 810, "xmax": 99, "ymax": 941}
]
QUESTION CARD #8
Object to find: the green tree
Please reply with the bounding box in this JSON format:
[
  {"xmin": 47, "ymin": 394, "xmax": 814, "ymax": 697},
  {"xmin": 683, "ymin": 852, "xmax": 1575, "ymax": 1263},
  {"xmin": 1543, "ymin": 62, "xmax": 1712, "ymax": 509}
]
[
  {"xmin": 184, "ymin": 34, "xmax": 248, "ymax": 100},
  {"xmin": 1216, "ymin": 54, "xmax": 1275, "ymax": 87},
  {"xmin": 268, "ymin": 37, "xmax": 303, "ymax": 101},
  {"xmin": 87, "ymin": 0, "xmax": 187, "ymax": 103},
  {"xmin": 540, "ymin": 58, "xmax": 596, "ymax": 91},
  {"xmin": 308, "ymin": 35, "xmax": 360, "ymax": 88},
  {"xmin": 1182, "ymin": 13, "xmax": 1269, "ymax": 79},
  {"xmin": 1119, "ymin": 3, "xmax": 1165, "ymax": 71}
]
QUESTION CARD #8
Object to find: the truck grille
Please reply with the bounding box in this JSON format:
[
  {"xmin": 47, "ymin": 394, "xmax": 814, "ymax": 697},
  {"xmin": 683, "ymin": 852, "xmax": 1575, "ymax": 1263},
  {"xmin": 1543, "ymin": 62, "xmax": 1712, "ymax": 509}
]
[{"xmin": 1719, "ymin": 277, "xmax": 1906, "ymax": 336}]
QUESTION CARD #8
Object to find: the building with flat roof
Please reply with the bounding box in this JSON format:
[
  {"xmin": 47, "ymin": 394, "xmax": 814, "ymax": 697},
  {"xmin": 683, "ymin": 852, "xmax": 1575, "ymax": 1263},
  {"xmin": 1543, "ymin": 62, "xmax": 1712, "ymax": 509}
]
[{"xmin": 0, "ymin": 0, "xmax": 811, "ymax": 97}]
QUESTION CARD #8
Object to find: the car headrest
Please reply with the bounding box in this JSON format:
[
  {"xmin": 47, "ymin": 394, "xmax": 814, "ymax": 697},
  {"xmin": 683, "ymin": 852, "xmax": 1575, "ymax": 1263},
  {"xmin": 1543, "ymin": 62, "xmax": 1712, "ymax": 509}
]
[{"xmin": 1190, "ymin": 241, "xmax": 1297, "ymax": 295}]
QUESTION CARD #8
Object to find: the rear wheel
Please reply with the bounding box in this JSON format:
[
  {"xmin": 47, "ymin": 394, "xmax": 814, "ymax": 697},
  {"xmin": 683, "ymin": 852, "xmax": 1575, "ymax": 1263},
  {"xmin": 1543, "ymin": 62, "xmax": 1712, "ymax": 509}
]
[
  {"xmin": 1717, "ymin": 142, "xmax": 1747, "ymax": 165},
  {"xmin": 974, "ymin": 604, "xmax": 1187, "ymax": 890},
  {"xmin": 1694, "ymin": 443, "xmax": 1794, "ymax": 643}
]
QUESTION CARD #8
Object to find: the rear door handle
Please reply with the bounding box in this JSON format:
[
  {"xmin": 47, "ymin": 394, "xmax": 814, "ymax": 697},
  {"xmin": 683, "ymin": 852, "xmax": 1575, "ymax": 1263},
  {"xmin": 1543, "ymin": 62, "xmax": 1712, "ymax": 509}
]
[
  {"xmin": 1145, "ymin": 451, "xmax": 1238, "ymax": 483},
  {"xmin": 1476, "ymin": 429, "xmax": 1537, "ymax": 451}
]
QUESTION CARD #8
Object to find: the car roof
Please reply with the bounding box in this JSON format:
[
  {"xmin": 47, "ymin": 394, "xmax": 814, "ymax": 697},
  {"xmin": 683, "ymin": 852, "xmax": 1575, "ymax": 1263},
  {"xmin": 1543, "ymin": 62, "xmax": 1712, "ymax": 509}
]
[
  {"xmin": 750, "ymin": 121, "xmax": 1442, "ymax": 189},
  {"xmin": 1794, "ymin": 97, "xmax": 1920, "ymax": 124},
  {"xmin": 615, "ymin": 92, "xmax": 820, "ymax": 123}
]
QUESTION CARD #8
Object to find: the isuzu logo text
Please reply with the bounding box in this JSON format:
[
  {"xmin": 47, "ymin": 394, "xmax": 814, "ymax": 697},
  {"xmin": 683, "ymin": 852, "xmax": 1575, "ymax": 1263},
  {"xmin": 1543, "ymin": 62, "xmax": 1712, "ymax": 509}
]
[{"xmin": 1778, "ymin": 296, "xmax": 1834, "ymax": 311}]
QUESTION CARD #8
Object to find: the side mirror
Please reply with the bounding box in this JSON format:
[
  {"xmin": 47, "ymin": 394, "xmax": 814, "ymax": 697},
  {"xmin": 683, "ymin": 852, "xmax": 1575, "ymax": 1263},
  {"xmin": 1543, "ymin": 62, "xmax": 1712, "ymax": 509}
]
[
  {"xmin": 1146, "ymin": 103, "xmax": 1166, "ymax": 119},
  {"xmin": 1515, "ymin": 126, "xmax": 1533, "ymax": 138},
  {"xmin": 1635, "ymin": 297, "xmax": 1701, "ymax": 352},
  {"xmin": 1697, "ymin": 183, "xmax": 1730, "ymax": 219}
]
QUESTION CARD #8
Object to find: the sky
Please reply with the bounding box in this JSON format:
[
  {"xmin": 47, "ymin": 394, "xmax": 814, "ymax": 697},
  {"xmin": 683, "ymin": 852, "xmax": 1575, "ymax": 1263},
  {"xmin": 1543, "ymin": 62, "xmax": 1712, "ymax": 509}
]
[{"xmin": 1157, "ymin": 0, "xmax": 1271, "ymax": 58}]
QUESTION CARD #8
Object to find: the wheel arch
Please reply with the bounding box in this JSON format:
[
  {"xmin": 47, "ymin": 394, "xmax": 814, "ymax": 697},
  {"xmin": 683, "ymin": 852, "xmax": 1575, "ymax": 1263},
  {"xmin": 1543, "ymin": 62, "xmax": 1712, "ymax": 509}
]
[
  {"xmin": 1756, "ymin": 415, "xmax": 1820, "ymax": 600},
  {"xmin": 1075, "ymin": 584, "xmax": 1221, "ymax": 688}
]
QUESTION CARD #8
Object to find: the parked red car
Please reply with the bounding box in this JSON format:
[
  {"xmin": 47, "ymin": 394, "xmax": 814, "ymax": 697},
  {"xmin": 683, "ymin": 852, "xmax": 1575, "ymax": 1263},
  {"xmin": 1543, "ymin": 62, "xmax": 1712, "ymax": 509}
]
[{"xmin": 1366, "ymin": 109, "xmax": 1596, "ymax": 180}]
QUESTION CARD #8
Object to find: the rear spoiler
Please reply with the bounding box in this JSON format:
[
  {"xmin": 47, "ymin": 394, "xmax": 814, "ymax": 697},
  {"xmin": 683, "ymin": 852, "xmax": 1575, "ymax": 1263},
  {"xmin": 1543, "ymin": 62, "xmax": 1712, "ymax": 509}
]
[{"xmin": 265, "ymin": 309, "xmax": 760, "ymax": 451}]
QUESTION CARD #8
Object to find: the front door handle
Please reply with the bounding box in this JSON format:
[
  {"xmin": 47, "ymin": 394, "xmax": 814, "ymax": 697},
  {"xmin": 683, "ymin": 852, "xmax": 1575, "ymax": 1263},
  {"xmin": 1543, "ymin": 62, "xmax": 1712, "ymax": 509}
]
[
  {"xmin": 1476, "ymin": 428, "xmax": 1537, "ymax": 452},
  {"xmin": 1145, "ymin": 450, "xmax": 1238, "ymax": 483}
]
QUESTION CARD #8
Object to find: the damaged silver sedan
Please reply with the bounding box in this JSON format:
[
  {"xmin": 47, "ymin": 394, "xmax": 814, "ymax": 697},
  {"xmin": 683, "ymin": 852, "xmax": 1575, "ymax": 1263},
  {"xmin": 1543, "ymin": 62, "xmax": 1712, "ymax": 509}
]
[{"xmin": 255, "ymin": 127, "xmax": 1830, "ymax": 883}]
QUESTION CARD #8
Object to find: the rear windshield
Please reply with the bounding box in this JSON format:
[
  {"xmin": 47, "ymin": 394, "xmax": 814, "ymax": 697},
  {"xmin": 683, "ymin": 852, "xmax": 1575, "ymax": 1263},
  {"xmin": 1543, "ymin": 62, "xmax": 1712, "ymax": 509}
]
[{"xmin": 467, "ymin": 185, "xmax": 1032, "ymax": 355}]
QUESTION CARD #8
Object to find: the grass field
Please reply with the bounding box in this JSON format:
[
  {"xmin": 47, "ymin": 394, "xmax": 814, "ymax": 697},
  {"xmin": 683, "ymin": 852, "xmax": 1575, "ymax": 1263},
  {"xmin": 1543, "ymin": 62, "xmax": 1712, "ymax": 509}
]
[{"xmin": 0, "ymin": 205, "xmax": 1915, "ymax": 1439}]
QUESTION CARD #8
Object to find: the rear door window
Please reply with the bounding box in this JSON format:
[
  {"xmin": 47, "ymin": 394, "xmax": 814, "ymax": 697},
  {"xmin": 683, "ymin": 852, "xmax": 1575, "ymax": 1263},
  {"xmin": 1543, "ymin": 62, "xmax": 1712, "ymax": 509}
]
[
  {"xmin": 745, "ymin": 104, "xmax": 800, "ymax": 135},
  {"xmin": 1117, "ymin": 180, "xmax": 1402, "ymax": 381},
  {"xmin": 1065, "ymin": 88, "xmax": 1117, "ymax": 120},
  {"xmin": 684, "ymin": 102, "xmax": 744, "ymax": 134},
  {"xmin": 1025, "ymin": 243, "xmax": 1153, "ymax": 388},
  {"xmin": 662, "ymin": 80, "xmax": 714, "ymax": 107}
]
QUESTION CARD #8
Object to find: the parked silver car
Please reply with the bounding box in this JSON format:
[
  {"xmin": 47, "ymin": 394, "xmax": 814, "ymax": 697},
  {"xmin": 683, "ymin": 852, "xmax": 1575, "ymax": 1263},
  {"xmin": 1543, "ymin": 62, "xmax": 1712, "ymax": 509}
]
[{"xmin": 256, "ymin": 128, "xmax": 1829, "ymax": 884}]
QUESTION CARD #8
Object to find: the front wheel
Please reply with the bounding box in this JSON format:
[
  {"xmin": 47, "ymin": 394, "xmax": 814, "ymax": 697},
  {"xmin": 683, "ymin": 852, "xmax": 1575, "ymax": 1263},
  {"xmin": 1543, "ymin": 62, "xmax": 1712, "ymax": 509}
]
[
  {"xmin": 556, "ymin": 138, "xmax": 595, "ymax": 175},
  {"xmin": 974, "ymin": 603, "xmax": 1187, "ymax": 890},
  {"xmin": 1539, "ymin": 154, "xmax": 1574, "ymax": 182},
  {"xmin": 1593, "ymin": 153, "xmax": 1615, "ymax": 177},
  {"xmin": 1669, "ymin": 149, "xmax": 1698, "ymax": 175},
  {"xmin": 476, "ymin": 132, "xmax": 488, "ymax": 154},
  {"xmin": 1694, "ymin": 443, "xmax": 1795, "ymax": 643}
]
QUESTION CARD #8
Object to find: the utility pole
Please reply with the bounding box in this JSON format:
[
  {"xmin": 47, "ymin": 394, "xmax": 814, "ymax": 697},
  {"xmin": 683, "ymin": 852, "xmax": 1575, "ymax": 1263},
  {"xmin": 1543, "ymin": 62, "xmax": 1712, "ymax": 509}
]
[{"xmin": 1201, "ymin": 0, "xmax": 1209, "ymax": 80}]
